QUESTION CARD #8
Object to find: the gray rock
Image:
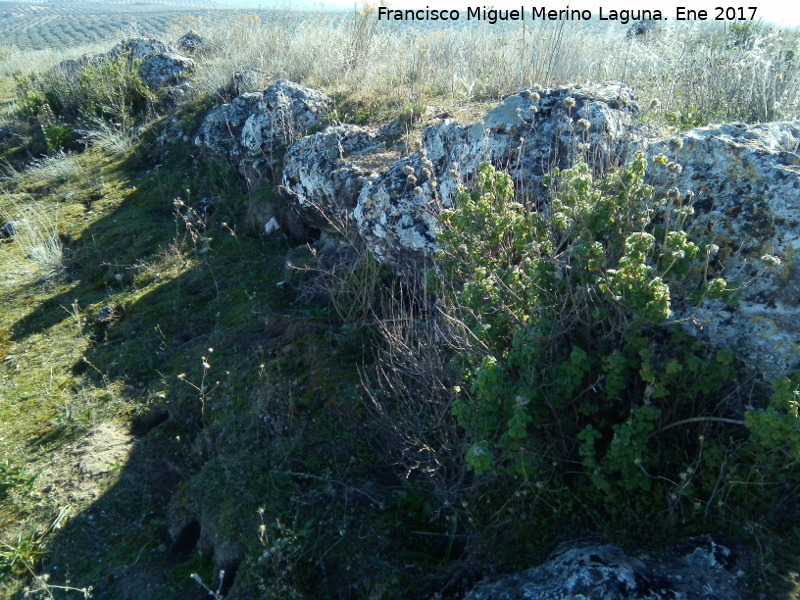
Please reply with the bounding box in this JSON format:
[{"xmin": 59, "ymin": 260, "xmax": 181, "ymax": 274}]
[
  {"xmin": 139, "ymin": 53, "xmax": 195, "ymax": 90},
  {"xmin": 195, "ymin": 92, "xmax": 266, "ymax": 162},
  {"xmin": 426, "ymin": 82, "xmax": 640, "ymax": 205},
  {"xmin": 176, "ymin": 30, "xmax": 206, "ymax": 55},
  {"xmin": 239, "ymin": 80, "xmax": 331, "ymax": 159},
  {"xmin": 105, "ymin": 38, "xmax": 196, "ymax": 89},
  {"xmin": 263, "ymin": 217, "xmax": 280, "ymax": 236},
  {"xmin": 0, "ymin": 220, "xmax": 22, "ymax": 239},
  {"xmin": 282, "ymin": 124, "xmax": 384, "ymax": 232},
  {"xmin": 52, "ymin": 38, "xmax": 196, "ymax": 90},
  {"xmin": 645, "ymin": 121, "xmax": 800, "ymax": 380},
  {"xmin": 192, "ymin": 75, "xmax": 800, "ymax": 380},
  {"xmin": 227, "ymin": 69, "xmax": 270, "ymax": 98},
  {"xmin": 464, "ymin": 538, "xmax": 745, "ymax": 600},
  {"xmin": 195, "ymin": 80, "xmax": 332, "ymax": 181},
  {"xmin": 355, "ymin": 150, "xmax": 441, "ymax": 268},
  {"xmin": 355, "ymin": 83, "xmax": 639, "ymax": 267}
]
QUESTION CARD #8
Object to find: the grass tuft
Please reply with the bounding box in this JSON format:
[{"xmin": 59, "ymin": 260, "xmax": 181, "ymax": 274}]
[{"xmin": 1, "ymin": 196, "xmax": 63, "ymax": 279}]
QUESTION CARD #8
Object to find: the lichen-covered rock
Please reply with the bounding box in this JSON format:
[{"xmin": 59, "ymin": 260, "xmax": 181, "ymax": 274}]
[
  {"xmin": 282, "ymin": 125, "xmax": 384, "ymax": 231},
  {"xmin": 426, "ymin": 82, "xmax": 640, "ymax": 206},
  {"xmin": 646, "ymin": 121, "xmax": 800, "ymax": 380},
  {"xmin": 239, "ymin": 80, "xmax": 331, "ymax": 158},
  {"xmin": 197, "ymin": 78, "xmax": 799, "ymax": 382},
  {"xmin": 195, "ymin": 80, "xmax": 332, "ymax": 181},
  {"xmin": 139, "ymin": 52, "xmax": 195, "ymax": 89},
  {"xmin": 356, "ymin": 83, "xmax": 639, "ymax": 266},
  {"xmin": 355, "ymin": 150, "xmax": 441, "ymax": 267},
  {"xmin": 195, "ymin": 92, "xmax": 266, "ymax": 162},
  {"xmin": 463, "ymin": 538, "xmax": 745, "ymax": 600},
  {"xmin": 227, "ymin": 69, "xmax": 270, "ymax": 98},
  {"xmin": 107, "ymin": 37, "xmax": 171, "ymax": 61}
]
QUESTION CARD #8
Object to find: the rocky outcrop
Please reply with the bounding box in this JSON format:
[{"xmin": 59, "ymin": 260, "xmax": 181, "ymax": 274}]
[
  {"xmin": 51, "ymin": 38, "xmax": 195, "ymax": 90},
  {"xmin": 195, "ymin": 80, "xmax": 332, "ymax": 182},
  {"xmin": 424, "ymin": 82, "xmax": 639, "ymax": 204},
  {"xmin": 281, "ymin": 83, "xmax": 640, "ymax": 267},
  {"xmin": 106, "ymin": 38, "xmax": 195, "ymax": 89},
  {"xmin": 354, "ymin": 150, "xmax": 441, "ymax": 267},
  {"xmin": 464, "ymin": 538, "xmax": 745, "ymax": 600},
  {"xmin": 195, "ymin": 77, "xmax": 800, "ymax": 379},
  {"xmin": 281, "ymin": 124, "xmax": 385, "ymax": 231},
  {"xmin": 644, "ymin": 122, "xmax": 800, "ymax": 380},
  {"xmin": 227, "ymin": 69, "xmax": 270, "ymax": 99},
  {"xmin": 354, "ymin": 83, "xmax": 639, "ymax": 266},
  {"xmin": 176, "ymin": 30, "xmax": 207, "ymax": 55}
]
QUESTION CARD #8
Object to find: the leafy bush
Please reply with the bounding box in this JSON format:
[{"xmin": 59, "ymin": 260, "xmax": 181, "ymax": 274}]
[
  {"xmin": 12, "ymin": 73, "xmax": 47, "ymax": 121},
  {"xmin": 44, "ymin": 123, "xmax": 78, "ymax": 153},
  {"xmin": 435, "ymin": 156, "xmax": 800, "ymax": 544}
]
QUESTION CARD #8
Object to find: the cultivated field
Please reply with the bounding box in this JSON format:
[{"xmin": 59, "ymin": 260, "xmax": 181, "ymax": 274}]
[{"xmin": 0, "ymin": 0, "xmax": 224, "ymax": 49}]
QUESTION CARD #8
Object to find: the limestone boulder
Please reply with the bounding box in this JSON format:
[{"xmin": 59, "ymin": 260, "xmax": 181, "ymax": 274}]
[
  {"xmin": 195, "ymin": 92, "xmax": 267, "ymax": 163},
  {"xmin": 239, "ymin": 80, "xmax": 331, "ymax": 158},
  {"xmin": 105, "ymin": 38, "xmax": 196, "ymax": 89},
  {"xmin": 425, "ymin": 82, "xmax": 640, "ymax": 206},
  {"xmin": 356, "ymin": 83, "xmax": 640, "ymax": 267},
  {"xmin": 355, "ymin": 150, "xmax": 441, "ymax": 268},
  {"xmin": 281, "ymin": 124, "xmax": 384, "ymax": 232},
  {"xmin": 645, "ymin": 121, "xmax": 800, "ymax": 380},
  {"xmin": 464, "ymin": 538, "xmax": 744, "ymax": 600},
  {"xmin": 227, "ymin": 69, "xmax": 270, "ymax": 98},
  {"xmin": 195, "ymin": 80, "xmax": 332, "ymax": 181},
  {"xmin": 51, "ymin": 38, "xmax": 195, "ymax": 91},
  {"xmin": 176, "ymin": 30, "xmax": 207, "ymax": 55}
]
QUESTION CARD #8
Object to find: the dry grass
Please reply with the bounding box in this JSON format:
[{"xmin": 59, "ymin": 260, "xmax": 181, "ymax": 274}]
[
  {"xmin": 164, "ymin": 11, "xmax": 800, "ymax": 125},
  {"xmin": 77, "ymin": 118, "xmax": 140, "ymax": 157},
  {"xmin": 0, "ymin": 195, "xmax": 63, "ymax": 278},
  {"xmin": 0, "ymin": 44, "xmax": 108, "ymax": 79}
]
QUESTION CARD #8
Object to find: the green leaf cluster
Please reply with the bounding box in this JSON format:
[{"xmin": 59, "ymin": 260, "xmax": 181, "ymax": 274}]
[{"xmin": 436, "ymin": 156, "xmax": 758, "ymax": 533}]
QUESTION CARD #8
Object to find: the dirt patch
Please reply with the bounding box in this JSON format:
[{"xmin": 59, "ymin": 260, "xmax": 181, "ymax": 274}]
[{"xmin": 36, "ymin": 421, "xmax": 133, "ymax": 506}]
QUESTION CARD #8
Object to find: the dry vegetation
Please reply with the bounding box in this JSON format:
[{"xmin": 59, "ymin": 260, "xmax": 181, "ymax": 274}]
[{"xmin": 174, "ymin": 9, "xmax": 800, "ymax": 125}]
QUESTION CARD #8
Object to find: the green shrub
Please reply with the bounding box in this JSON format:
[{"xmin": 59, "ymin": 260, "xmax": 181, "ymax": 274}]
[
  {"xmin": 435, "ymin": 156, "xmax": 797, "ymax": 544},
  {"xmin": 44, "ymin": 123, "xmax": 78, "ymax": 153},
  {"xmin": 745, "ymin": 373, "xmax": 800, "ymax": 470},
  {"xmin": 15, "ymin": 52, "xmax": 154, "ymax": 131},
  {"xmin": 74, "ymin": 53, "xmax": 154, "ymax": 123},
  {"xmin": 12, "ymin": 72, "xmax": 47, "ymax": 121}
]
